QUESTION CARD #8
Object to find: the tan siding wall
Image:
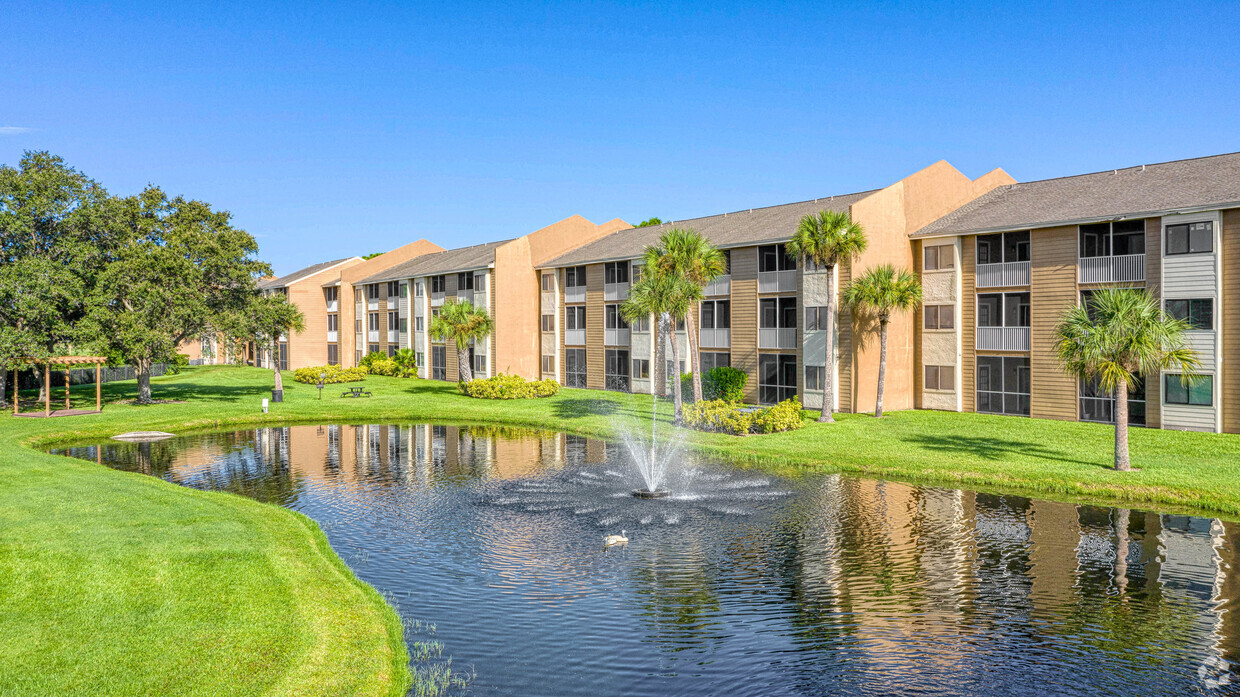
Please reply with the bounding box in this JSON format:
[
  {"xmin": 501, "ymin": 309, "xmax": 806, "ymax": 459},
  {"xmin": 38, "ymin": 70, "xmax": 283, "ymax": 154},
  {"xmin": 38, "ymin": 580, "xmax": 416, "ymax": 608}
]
[
  {"xmin": 837, "ymin": 257, "xmax": 853, "ymax": 413},
  {"xmin": 1145, "ymin": 217, "xmax": 1162, "ymax": 427},
  {"xmin": 912, "ymin": 240, "xmax": 924, "ymax": 408},
  {"xmin": 961, "ymin": 236, "xmax": 976, "ymax": 412},
  {"xmin": 1030, "ymin": 226, "xmax": 1078, "ymax": 420},
  {"xmin": 490, "ymin": 267, "xmax": 499, "ymax": 371},
  {"xmin": 730, "ymin": 247, "xmax": 759, "ymax": 403},
  {"xmin": 559, "ymin": 270, "xmax": 567, "ymax": 384},
  {"xmin": 585, "ymin": 263, "xmax": 605, "ymax": 389},
  {"xmin": 1223, "ymin": 209, "xmax": 1240, "ymax": 433}
]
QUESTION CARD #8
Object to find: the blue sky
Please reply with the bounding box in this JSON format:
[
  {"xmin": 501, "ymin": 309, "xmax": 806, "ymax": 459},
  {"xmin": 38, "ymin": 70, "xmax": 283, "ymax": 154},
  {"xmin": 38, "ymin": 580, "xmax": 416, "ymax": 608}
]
[{"xmin": 3, "ymin": 1, "xmax": 1238, "ymax": 275}]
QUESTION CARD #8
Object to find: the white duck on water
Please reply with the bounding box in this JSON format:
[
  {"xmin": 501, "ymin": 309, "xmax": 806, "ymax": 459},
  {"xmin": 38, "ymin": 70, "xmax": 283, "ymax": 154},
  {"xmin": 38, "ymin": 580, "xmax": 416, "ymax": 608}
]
[{"xmin": 603, "ymin": 530, "xmax": 628, "ymax": 546}]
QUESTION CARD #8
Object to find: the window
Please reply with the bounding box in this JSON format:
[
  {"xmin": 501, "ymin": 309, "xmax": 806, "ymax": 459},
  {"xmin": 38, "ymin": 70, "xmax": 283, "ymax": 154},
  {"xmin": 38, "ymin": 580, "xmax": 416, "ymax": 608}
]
[
  {"xmin": 1166, "ymin": 299, "xmax": 1213, "ymax": 330},
  {"xmin": 761, "ymin": 297, "xmax": 797, "ymax": 328},
  {"xmin": 924, "ymin": 244, "xmax": 955, "ymax": 271},
  {"xmin": 325, "ymin": 286, "xmax": 338, "ymax": 303},
  {"xmin": 721, "ymin": 249, "xmax": 732, "ymax": 274},
  {"xmin": 976, "ymin": 356, "xmax": 1030, "ymax": 416},
  {"xmin": 388, "ymin": 311, "xmax": 398, "ymax": 331},
  {"xmin": 701, "ymin": 352, "xmax": 730, "ymax": 372},
  {"xmin": 605, "ymin": 304, "xmax": 629, "ymax": 330},
  {"xmin": 368, "ymin": 313, "xmax": 380, "ymax": 331},
  {"xmin": 415, "ymin": 317, "xmax": 424, "ymax": 331},
  {"xmin": 474, "ymin": 274, "xmax": 486, "ymax": 292},
  {"xmin": 430, "ymin": 275, "xmax": 446, "ymax": 294},
  {"xmin": 977, "ymin": 293, "xmax": 1029, "ymax": 327},
  {"xmin": 473, "ymin": 352, "xmax": 487, "ymax": 374},
  {"xmin": 456, "ymin": 272, "xmax": 474, "ymax": 291},
  {"xmin": 541, "ymin": 355, "xmax": 555, "ymax": 375},
  {"xmin": 804, "ymin": 306, "xmax": 827, "ymax": 331},
  {"xmin": 632, "ymin": 358, "xmax": 650, "ymax": 379},
  {"xmin": 541, "ymin": 273, "xmax": 554, "ymax": 291},
  {"xmin": 1166, "ymin": 221, "xmax": 1213, "ymax": 255},
  {"xmin": 1080, "ymin": 220, "xmax": 1144, "ymax": 258},
  {"xmin": 1164, "ymin": 374, "xmax": 1213, "ymax": 406},
  {"xmin": 355, "ymin": 349, "xmax": 362, "ymax": 364},
  {"xmin": 355, "ymin": 288, "xmax": 363, "ymax": 302},
  {"xmin": 564, "ymin": 266, "xmax": 587, "ymax": 288},
  {"xmin": 1081, "ymin": 376, "xmax": 1145, "ymax": 425},
  {"xmin": 758, "ymin": 244, "xmax": 796, "ymax": 272},
  {"xmin": 605, "ymin": 349, "xmax": 630, "ymax": 391},
  {"xmin": 759, "ymin": 354, "xmax": 797, "ymax": 404},
  {"xmin": 924, "ymin": 305, "xmax": 954, "ymax": 330},
  {"xmin": 327, "ymin": 314, "xmax": 338, "ymax": 331},
  {"xmin": 700, "ymin": 300, "xmax": 731, "ymax": 329},
  {"xmin": 327, "ymin": 344, "xmax": 339, "ymax": 365},
  {"xmin": 604, "ymin": 261, "xmax": 629, "ymax": 284},
  {"xmin": 400, "ymin": 282, "xmax": 407, "ymax": 298},
  {"xmin": 565, "ymin": 349, "xmax": 587, "ymax": 388},
  {"xmin": 925, "ymin": 365, "xmax": 954, "ymax": 390},
  {"xmin": 399, "ymin": 318, "xmax": 408, "ymax": 333},
  {"xmin": 432, "ymin": 346, "xmax": 446, "ymax": 380},
  {"xmin": 805, "ymin": 365, "xmax": 825, "ymax": 391},
  {"xmin": 387, "ymin": 345, "xmax": 397, "ymax": 358},
  {"xmin": 976, "ymin": 231, "xmax": 1030, "ymax": 264},
  {"xmin": 631, "ymin": 314, "xmax": 650, "ymax": 332},
  {"xmin": 565, "ymin": 306, "xmax": 586, "ymax": 331},
  {"xmin": 415, "ymin": 280, "xmax": 424, "ymax": 297},
  {"xmin": 416, "ymin": 352, "xmax": 425, "ymax": 368},
  {"xmin": 355, "ymin": 318, "xmax": 362, "ymax": 332},
  {"xmin": 367, "ymin": 284, "xmax": 381, "ymax": 300},
  {"xmin": 541, "ymin": 314, "xmax": 555, "ymax": 332},
  {"xmin": 368, "ymin": 343, "xmax": 379, "ymax": 355},
  {"xmin": 387, "ymin": 281, "xmax": 400, "ymax": 297}
]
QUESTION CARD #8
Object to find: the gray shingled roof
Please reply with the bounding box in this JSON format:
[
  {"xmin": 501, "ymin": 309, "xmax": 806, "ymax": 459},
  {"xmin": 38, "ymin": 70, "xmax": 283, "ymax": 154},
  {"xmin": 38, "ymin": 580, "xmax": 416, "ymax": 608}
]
[
  {"xmin": 260, "ymin": 257, "xmax": 357, "ymax": 289},
  {"xmin": 914, "ymin": 152, "xmax": 1240, "ymax": 237},
  {"xmin": 360, "ymin": 240, "xmax": 513, "ymax": 283},
  {"xmin": 540, "ymin": 190, "xmax": 877, "ymax": 268}
]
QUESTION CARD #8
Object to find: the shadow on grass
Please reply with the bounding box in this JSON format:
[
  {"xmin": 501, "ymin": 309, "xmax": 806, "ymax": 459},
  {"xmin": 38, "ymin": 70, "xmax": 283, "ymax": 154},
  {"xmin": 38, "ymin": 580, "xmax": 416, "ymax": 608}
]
[{"xmin": 901, "ymin": 433, "xmax": 1108, "ymax": 469}]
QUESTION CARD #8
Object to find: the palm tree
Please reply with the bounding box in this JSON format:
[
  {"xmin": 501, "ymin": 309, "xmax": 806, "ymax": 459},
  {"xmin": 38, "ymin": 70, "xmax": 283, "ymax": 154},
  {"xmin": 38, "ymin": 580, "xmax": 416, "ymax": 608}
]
[
  {"xmin": 391, "ymin": 348, "xmax": 418, "ymax": 378},
  {"xmin": 621, "ymin": 263, "xmax": 693, "ymax": 423},
  {"xmin": 428, "ymin": 298, "xmax": 494, "ymax": 384},
  {"xmin": 648, "ymin": 228, "xmax": 726, "ymax": 402},
  {"xmin": 841, "ymin": 265, "xmax": 922, "ymax": 418},
  {"xmin": 1053, "ymin": 288, "xmax": 1198, "ymax": 471},
  {"xmin": 786, "ymin": 210, "xmax": 867, "ymax": 422}
]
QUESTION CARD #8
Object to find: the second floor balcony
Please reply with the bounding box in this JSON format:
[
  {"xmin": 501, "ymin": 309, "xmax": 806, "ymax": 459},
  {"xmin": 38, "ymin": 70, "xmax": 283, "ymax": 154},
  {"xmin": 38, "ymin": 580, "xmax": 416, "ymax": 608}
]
[
  {"xmin": 704, "ymin": 275, "xmax": 731, "ymax": 296},
  {"xmin": 700, "ymin": 327, "xmax": 731, "ymax": 349},
  {"xmin": 430, "ymin": 291, "xmax": 446, "ymax": 307},
  {"xmin": 758, "ymin": 327, "xmax": 797, "ymax": 349},
  {"xmin": 388, "ymin": 329, "xmax": 399, "ymax": 343},
  {"xmin": 368, "ymin": 330, "xmax": 380, "ymax": 343},
  {"xmin": 1079, "ymin": 253, "xmax": 1145, "ymax": 283},
  {"xmin": 604, "ymin": 327, "xmax": 630, "ymax": 346},
  {"xmin": 565, "ymin": 329, "xmax": 586, "ymax": 346},
  {"xmin": 564, "ymin": 285, "xmax": 586, "ymax": 304},
  {"xmin": 604, "ymin": 282, "xmax": 629, "ymax": 302},
  {"xmin": 977, "ymin": 326, "xmax": 1030, "ymax": 352},
  {"xmin": 976, "ymin": 261, "xmax": 1031, "ymax": 288},
  {"xmin": 758, "ymin": 269, "xmax": 796, "ymax": 294}
]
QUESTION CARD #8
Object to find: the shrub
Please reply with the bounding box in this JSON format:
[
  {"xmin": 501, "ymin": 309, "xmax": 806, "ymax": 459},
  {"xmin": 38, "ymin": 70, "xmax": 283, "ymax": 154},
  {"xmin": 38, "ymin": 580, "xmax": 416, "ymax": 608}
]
[
  {"xmin": 359, "ymin": 351, "xmax": 388, "ymax": 371},
  {"xmin": 293, "ymin": 364, "xmax": 369, "ymax": 384},
  {"xmin": 679, "ymin": 372, "xmax": 695, "ymax": 401},
  {"xmin": 683, "ymin": 399, "xmax": 755, "ymax": 435},
  {"xmin": 367, "ymin": 359, "xmax": 399, "ymax": 377},
  {"xmin": 459, "ymin": 373, "xmax": 560, "ymax": 399},
  {"xmin": 704, "ymin": 366, "xmax": 746, "ymax": 403},
  {"xmin": 169, "ymin": 353, "xmax": 191, "ymax": 375},
  {"xmin": 391, "ymin": 348, "xmax": 418, "ymax": 378},
  {"xmin": 751, "ymin": 398, "xmax": 805, "ymax": 434}
]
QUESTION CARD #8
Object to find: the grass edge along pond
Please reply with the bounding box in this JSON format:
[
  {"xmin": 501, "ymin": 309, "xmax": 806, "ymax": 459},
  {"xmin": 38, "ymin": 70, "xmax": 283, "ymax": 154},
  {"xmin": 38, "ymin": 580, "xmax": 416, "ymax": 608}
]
[{"xmin": 3, "ymin": 366, "xmax": 1240, "ymax": 696}]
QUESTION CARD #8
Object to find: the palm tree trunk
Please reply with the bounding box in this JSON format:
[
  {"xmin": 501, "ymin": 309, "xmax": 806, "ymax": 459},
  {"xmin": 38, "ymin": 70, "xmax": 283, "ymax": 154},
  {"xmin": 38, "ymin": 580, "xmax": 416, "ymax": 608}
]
[
  {"xmin": 687, "ymin": 303, "xmax": 702, "ymax": 403},
  {"xmin": 457, "ymin": 344, "xmax": 473, "ymax": 384},
  {"xmin": 1114, "ymin": 380, "xmax": 1131, "ymax": 471},
  {"xmin": 669, "ymin": 321, "xmax": 684, "ymax": 423},
  {"xmin": 818, "ymin": 264, "xmax": 836, "ymax": 423},
  {"xmin": 875, "ymin": 317, "xmax": 888, "ymax": 418}
]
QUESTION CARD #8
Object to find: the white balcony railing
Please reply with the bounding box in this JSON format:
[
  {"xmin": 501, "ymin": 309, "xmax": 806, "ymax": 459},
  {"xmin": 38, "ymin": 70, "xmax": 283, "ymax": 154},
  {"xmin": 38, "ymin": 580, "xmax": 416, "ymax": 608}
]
[
  {"xmin": 327, "ymin": 330, "xmax": 338, "ymax": 343},
  {"xmin": 368, "ymin": 330, "xmax": 380, "ymax": 343},
  {"xmin": 758, "ymin": 327, "xmax": 797, "ymax": 349},
  {"xmin": 977, "ymin": 326, "xmax": 1030, "ymax": 351},
  {"xmin": 758, "ymin": 269, "xmax": 797, "ymax": 293},
  {"xmin": 604, "ymin": 327, "xmax": 630, "ymax": 346},
  {"xmin": 976, "ymin": 261, "xmax": 1031, "ymax": 288},
  {"xmin": 430, "ymin": 292, "xmax": 445, "ymax": 307},
  {"xmin": 564, "ymin": 285, "xmax": 586, "ymax": 304},
  {"xmin": 368, "ymin": 298, "xmax": 380, "ymax": 311},
  {"xmin": 704, "ymin": 275, "xmax": 731, "ymax": 296},
  {"xmin": 1079, "ymin": 254, "xmax": 1146, "ymax": 284},
  {"xmin": 458, "ymin": 290, "xmax": 473, "ymax": 305},
  {"xmin": 326, "ymin": 300, "xmax": 338, "ymax": 312},
  {"xmin": 604, "ymin": 282, "xmax": 629, "ymax": 301},
  {"xmin": 388, "ymin": 330, "xmax": 399, "ymax": 343},
  {"xmin": 700, "ymin": 327, "xmax": 731, "ymax": 348},
  {"xmin": 565, "ymin": 329, "xmax": 586, "ymax": 346}
]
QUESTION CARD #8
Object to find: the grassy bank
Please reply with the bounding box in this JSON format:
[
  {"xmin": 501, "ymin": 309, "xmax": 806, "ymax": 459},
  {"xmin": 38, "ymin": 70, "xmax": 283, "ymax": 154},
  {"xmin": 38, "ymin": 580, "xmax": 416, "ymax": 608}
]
[{"xmin": 4, "ymin": 365, "xmax": 1240, "ymax": 694}]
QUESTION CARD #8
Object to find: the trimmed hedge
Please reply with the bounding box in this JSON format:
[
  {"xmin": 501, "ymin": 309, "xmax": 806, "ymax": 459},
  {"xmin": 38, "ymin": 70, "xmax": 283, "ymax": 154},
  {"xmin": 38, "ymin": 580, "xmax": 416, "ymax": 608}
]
[
  {"xmin": 683, "ymin": 398, "xmax": 805, "ymax": 435},
  {"xmin": 459, "ymin": 373, "xmax": 560, "ymax": 400},
  {"xmin": 293, "ymin": 364, "xmax": 369, "ymax": 384}
]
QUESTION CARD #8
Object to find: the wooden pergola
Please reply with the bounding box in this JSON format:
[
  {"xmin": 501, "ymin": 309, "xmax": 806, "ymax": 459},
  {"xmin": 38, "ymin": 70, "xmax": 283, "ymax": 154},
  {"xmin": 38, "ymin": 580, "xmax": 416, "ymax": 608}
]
[{"xmin": 12, "ymin": 356, "xmax": 108, "ymax": 418}]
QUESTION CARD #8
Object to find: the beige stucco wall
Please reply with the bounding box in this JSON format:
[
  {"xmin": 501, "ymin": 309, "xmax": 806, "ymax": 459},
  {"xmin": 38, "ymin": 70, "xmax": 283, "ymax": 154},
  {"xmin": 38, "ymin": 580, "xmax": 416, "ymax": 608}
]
[{"xmin": 335, "ymin": 239, "xmax": 443, "ymax": 366}]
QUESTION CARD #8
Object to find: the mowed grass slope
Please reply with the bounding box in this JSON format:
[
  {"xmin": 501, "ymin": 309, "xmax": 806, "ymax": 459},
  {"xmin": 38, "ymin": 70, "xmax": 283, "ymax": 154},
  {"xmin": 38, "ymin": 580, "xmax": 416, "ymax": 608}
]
[{"xmin": 3, "ymin": 365, "xmax": 1240, "ymax": 695}]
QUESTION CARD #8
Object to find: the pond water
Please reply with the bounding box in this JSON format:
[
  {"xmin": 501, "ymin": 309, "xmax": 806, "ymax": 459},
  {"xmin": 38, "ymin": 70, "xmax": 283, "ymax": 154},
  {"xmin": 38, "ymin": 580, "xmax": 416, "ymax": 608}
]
[{"xmin": 55, "ymin": 424, "xmax": 1240, "ymax": 696}]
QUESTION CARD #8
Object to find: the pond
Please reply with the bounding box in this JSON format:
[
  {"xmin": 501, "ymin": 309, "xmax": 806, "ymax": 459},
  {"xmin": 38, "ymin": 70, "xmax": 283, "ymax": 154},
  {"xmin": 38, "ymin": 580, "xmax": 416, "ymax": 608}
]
[{"xmin": 56, "ymin": 424, "xmax": 1239, "ymax": 696}]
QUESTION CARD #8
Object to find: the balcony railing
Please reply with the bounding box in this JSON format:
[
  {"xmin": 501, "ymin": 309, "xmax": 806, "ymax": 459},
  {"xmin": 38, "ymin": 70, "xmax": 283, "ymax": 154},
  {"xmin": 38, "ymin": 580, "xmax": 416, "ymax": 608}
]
[
  {"xmin": 704, "ymin": 275, "xmax": 731, "ymax": 296},
  {"xmin": 976, "ymin": 261, "xmax": 1031, "ymax": 288},
  {"xmin": 368, "ymin": 298, "xmax": 380, "ymax": 311},
  {"xmin": 604, "ymin": 282, "xmax": 629, "ymax": 302},
  {"xmin": 327, "ymin": 330, "xmax": 338, "ymax": 343},
  {"xmin": 700, "ymin": 327, "xmax": 731, "ymax": 349},
  {"xmin": 459, "ymin": 290, "xmax": 473, "ymax": 305},
  {"xmin": 758, "ymin": 327, "xmax": 797, "ymax": 349},
  {"xmin": 564, "ymin": 285, "xmax": 586, "ymax": 304},
  {"xmin": 368, "ymin": 330, "xmax": 380, "ymax": 343},
  {"xmin": 604, "ymin": 327, "xmax": 630, "ymax": 346},
  {"xmin": 326, "ymin": 300, "xmax": 338, "ymax": 312},
  {"xmin": 1079, "ymin": 254, "xmax": 1146, "ymax": 284},
  {"xmin": 977, "ymin": 326, "xmax": 1030, "ymax": 351},
  {"xmin": 758, "ymin": 270, "xmax": 797, "ymax": 293},
  {"xmin": 430, "ymin": 292, "xmax": 445, "ymax": 307},
  {"xmin": 565, "ymin": 329, "xmax": 586, "ymax": 346},
  {"xmin": 388, "ymin": 330, "xmax": 399, "ymax": 343}
]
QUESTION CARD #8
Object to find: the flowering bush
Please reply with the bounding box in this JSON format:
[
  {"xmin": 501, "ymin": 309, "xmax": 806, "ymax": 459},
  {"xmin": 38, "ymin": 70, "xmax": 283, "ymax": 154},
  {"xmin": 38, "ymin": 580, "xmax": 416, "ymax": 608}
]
[
  {"xmin": 459, "ymin": 373, "xmax": 560, "ymax": 399},
  {"xmin": 293, "ymin": 364, "xmax": 368, "ymax": 384},
  {"xmin": 750, "ymin": 398, "xmax": 805, "ymax": 433},
  {"xmin": 683, "ymin": 397, "xmax": 804, "ymax": 435}
]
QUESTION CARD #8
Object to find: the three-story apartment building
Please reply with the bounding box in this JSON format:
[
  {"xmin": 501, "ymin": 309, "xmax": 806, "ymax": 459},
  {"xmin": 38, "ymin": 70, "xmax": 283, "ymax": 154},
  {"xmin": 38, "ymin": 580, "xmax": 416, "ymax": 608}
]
[
  {"xmin": 255, "ymin": 257, "xmax": 364, "ymax": 370},
  {"xmin": 910, "ymin": 152, "xmax": 1240, "ymax": 433}
]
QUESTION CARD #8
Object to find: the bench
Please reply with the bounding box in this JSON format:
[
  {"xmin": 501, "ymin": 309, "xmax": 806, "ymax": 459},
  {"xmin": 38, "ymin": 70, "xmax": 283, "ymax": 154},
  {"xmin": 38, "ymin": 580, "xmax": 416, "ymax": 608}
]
[{"xmin": 341, "ymin": 387, "xmax": 373, "ymax": 398}]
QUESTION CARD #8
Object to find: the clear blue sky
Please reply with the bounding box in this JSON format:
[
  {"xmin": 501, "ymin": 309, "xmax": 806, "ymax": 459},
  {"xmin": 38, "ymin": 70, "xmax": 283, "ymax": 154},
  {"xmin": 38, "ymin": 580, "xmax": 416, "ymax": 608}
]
[{"xmin": 3, "ymin": 1, "xmax": 1238, "ymax": 275}]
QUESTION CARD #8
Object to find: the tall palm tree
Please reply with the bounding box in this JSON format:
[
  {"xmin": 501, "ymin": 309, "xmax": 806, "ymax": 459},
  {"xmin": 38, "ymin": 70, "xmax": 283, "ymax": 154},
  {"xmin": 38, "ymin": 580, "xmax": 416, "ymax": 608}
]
[
  {"xmin": 621, "ymin": 263, "xmax": 693, "ymax": 423},
  {"xmin": 841, "ymin": 265, "xmax": 922, "ymax": 418},
  {"xmin": 786, "ymin": 210, "xmax": 867, "ymax": 422},
  {"xmin": 428, "ymin": 298, "xmax": 494, "ymax": 384},
  {"xmin": 1053, "ymin": 288, "xmax": 1198, "ymax": 471},
  {"xmin": 649, "ymin": 228, "xmax": 726, "ymax": 402}
]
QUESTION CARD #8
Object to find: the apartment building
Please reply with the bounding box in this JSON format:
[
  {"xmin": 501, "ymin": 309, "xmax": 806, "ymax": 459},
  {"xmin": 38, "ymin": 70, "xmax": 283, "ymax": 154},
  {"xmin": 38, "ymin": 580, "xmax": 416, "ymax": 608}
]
[
  {"xmin": 536, "ymin": 161, "xmax": 1012, "ymax": 409},
  {"xmin": 254, "ymin": 257, "xmax": 364, "ymax": 370},
  {"xmin": 910, "ymin": 152, "xmax": 1240, "ymax": 433},
  {"xmin": 359, "ymin": 215, "xmax": 629, "ymax": 380}
]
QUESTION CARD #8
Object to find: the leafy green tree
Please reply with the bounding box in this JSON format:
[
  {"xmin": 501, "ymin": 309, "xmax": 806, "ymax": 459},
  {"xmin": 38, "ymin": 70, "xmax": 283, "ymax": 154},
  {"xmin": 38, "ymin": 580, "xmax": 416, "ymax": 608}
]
[
  {"xmin": 647, "ymin": 228, "xmax": 726, "ymax": 403},
  {"xmin": 248, "ymin": 293, "xmax": 306, "ymax": 399},
  {"xmin": 635, "ymin": 217, "xmax": 663, "ymax": 228},
  {"xmin": 841, "ymin": 265, "xmax": 922, "ymax": 418},
  {"xmin": 83, "ymin": 187, "xmax": 271, "ymax": 403},
  {"xmin": 786, "ymin": 211, "xmax": 868, "ymax": 422},
  {"xmin": 1053, "ymin": 288, "xmax": 1198, "ymax": 470},
  {"xmin": 622, "ymin": 260, "xmax": 693, "ymax": 422},
  {"xmin": 428, "ymin": 299, "xmax": 494, "ymax": 384}
]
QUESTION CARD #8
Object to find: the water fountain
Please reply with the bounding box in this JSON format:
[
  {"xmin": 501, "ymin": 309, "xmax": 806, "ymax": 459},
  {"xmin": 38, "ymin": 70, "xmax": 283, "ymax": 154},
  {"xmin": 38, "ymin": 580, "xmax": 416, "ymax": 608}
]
[{"xmin": 622, "ymin": 385, "xmax": 680, "ymax": 498}]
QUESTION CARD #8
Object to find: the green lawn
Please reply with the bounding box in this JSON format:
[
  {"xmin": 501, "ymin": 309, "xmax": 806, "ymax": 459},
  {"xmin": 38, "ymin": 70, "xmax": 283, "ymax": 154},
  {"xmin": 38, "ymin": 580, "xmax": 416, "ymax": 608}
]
[{"xmin": 3, "ymin": 365, "xmax": 1240, "ymax": 695}]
